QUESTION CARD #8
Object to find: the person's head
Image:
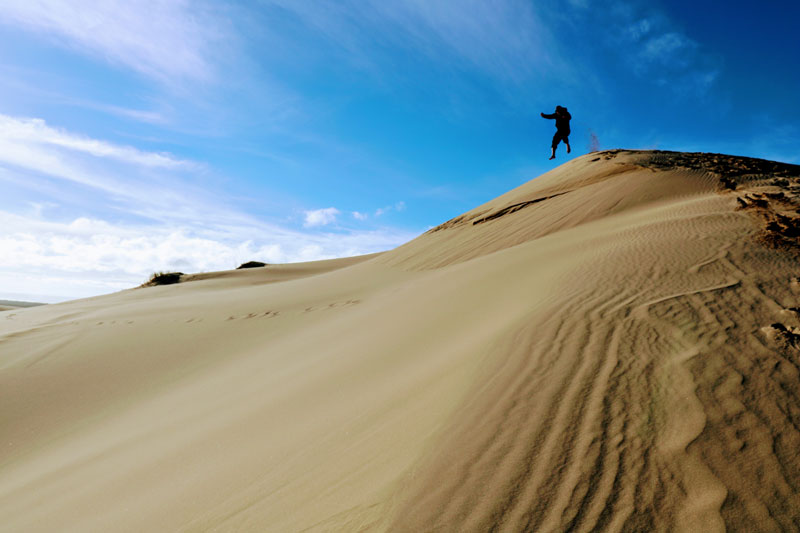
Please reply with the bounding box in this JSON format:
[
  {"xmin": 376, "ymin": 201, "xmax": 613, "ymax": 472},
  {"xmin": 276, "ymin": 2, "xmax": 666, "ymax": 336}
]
[{"xmin": 555, "ymin": 105, "xmax": 567, "ymax": 113}]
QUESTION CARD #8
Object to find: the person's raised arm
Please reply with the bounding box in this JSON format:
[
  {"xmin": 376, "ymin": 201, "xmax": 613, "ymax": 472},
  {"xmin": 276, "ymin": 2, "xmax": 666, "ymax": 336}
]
[{"xmin": 541, "ymin": 112, "xmax": 555, "ymax": 119}]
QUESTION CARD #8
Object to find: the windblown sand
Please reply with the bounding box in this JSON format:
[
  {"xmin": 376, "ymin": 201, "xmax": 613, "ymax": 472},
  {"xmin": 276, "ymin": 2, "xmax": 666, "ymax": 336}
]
[{"xmin": 2, "ymin": 150, "xmax": 800, "ymax": 532}]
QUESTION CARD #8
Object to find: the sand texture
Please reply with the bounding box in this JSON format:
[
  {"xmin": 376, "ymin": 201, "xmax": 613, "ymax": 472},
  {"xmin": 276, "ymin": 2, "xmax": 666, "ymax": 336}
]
[{"xmin": 2, "ymin": 150, "xmax": 800, "ymax": 531}]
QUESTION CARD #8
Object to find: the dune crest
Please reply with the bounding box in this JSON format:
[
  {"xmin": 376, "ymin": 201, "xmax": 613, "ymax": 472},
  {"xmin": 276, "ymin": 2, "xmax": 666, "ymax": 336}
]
[{"xmin": 2, "ymin": 150, "xmax": 800, "ymax": 532}]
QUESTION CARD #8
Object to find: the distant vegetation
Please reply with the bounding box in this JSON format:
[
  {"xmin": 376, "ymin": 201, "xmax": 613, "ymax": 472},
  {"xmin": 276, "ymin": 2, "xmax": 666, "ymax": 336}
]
[
  {"xmin": 142, "ymin": 271, "xmax": 184, "ymax": 287},
  {"xmin": 237, "ymin": 261, "xmax": 268, "ymax": 269}
]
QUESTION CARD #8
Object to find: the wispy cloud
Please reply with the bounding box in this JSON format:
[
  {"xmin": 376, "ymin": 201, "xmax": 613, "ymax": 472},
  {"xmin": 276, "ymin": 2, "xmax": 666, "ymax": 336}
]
[
  {"xmin": 371, "ymin": 0, "xmax": 558, "ymax": 82},
  {"xmin": 0, "ymin": 114, "xmax": 193, "ymax": 168},
  {"xmin": 261, "ymin": 0, "xmax": 564, "ymax": 85},
  {"xmin": 75, "ymin": 101, "xmax": 168, "ymax": 125},
  {"xmin": 0, "ymin": 113, "xmax": 208, "ymax": 219},
  {"xmin": 625, "ymin": 18, "xmax": 651, "ymax": 41},
  {"xmin": 610, "ymin": 8, "xmax": 719, "ymax": 94},
  {"xmin": 567, "ymin": 0, "xmax": 590, "ymax": 8},
  {"xmin": 630, "ymin": 24, "xmax": 697, "ymax": 72},
  {"xmin": 0, "ymin": 0, "xmax": 226, "ymax": 83},
  {"xmin": 375, "ymin": 201, "xmax": 406, "ymax": 217}
]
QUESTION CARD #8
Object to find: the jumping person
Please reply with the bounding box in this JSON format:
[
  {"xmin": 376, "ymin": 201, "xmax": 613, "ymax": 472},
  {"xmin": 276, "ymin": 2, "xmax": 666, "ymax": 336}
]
[{"xmin": 541, "ymin": 106, "xmax": 571, "ymax": 160}]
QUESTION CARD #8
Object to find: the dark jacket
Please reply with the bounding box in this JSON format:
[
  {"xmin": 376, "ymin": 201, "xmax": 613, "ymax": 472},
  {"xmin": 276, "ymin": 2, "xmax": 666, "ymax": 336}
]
[{"xmin": 542, "ymin": 108, "xmax": 571, "ymax": 134}]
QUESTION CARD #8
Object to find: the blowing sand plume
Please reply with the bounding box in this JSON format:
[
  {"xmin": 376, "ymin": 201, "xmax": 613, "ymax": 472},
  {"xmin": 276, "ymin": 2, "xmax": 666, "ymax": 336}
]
[{"xmin": 2, "ymin": 150, "xmax": 800, "ymax": 532}]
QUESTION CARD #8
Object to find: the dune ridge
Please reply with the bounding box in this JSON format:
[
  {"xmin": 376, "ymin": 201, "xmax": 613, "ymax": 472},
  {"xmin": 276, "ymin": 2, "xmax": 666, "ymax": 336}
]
[{"xmin": 2, "ymin": 150, "xmax": 800, "ymax": 531}]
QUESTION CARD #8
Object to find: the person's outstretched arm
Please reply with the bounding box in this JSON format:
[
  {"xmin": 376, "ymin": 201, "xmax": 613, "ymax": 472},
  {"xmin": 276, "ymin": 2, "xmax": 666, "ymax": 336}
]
[{"xmin": 541, "ymin": 112, "xmax": 555, "ymax": 119}]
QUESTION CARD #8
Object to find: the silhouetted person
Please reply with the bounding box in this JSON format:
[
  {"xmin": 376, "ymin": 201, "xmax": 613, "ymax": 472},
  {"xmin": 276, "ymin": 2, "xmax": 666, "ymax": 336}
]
[{"xmin": 541, "ymin": 106, "xmax": 571, "ymax": 160}]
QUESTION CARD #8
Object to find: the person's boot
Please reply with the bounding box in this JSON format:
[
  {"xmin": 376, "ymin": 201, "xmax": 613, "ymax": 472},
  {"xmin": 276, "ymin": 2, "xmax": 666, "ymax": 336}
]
[
  {"xmin": 549, "ymin": 147, "xmax": 556, "ymax": 160},
  {"xmin": 566, "ymin": 143, "xmax": 571, "ymax": 154}
]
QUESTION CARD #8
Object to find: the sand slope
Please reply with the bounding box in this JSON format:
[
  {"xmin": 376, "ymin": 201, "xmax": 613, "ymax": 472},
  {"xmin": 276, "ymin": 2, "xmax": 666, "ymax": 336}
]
[{"xmin": 2, "ymin": 150, "xmax": 800, "ymax": 532}]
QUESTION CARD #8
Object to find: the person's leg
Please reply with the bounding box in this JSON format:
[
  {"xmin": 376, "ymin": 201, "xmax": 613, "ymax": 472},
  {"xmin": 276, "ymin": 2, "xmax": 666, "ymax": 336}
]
[
  {"xmin": 566, "ymin": 136, "xmax": 571, "ymax": 154},
  {"xmin": 550, "ymin": 133, "xmax": 559, "ymax": 159}
]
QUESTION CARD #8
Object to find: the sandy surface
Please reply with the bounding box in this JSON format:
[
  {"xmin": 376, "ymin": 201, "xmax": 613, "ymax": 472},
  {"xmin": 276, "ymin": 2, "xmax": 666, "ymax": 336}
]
[{"xmin": 2, "ymin": 150, "xmax": 800, "ymax": 531}]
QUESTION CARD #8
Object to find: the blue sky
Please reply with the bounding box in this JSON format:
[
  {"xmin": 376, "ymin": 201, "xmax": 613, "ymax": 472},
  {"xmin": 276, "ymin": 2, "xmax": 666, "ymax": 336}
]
[{"xmin": 0, "ymin": 0, "xmax": 798, "ymax": 302}]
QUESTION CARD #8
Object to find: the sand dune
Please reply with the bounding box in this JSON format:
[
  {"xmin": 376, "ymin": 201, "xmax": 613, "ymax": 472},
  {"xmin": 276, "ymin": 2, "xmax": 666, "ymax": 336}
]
[
  {"xmin": 0, "ymin": 300, "xmax": 43, "ymax": 312},
  {"xmin": 2, "ymin": 150, "xmax": 800, "ymax": 531}
]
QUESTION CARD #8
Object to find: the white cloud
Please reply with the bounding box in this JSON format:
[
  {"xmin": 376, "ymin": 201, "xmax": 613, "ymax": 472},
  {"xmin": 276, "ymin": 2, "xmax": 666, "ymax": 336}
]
[
  {"xmin": 303, "ymin": 207, "xmax": 340, "ymax": 227},
  {"xmin": 0, "ymin": 134, "xmax": 111, "ymax": 191},
  {"xmin": 0, "ymin": 0, "xmax": 225, "ymax": 83},
  {"xmin": 0, "ymin": 114, "xmax": 194, "ymax": 169},
  {"xmin": 0, "ymin": 113, "xmax": 223, "ymax": 227},
  {"xmin": 352, "ymin": 211, "xmax": 368, "ymax": 220}
]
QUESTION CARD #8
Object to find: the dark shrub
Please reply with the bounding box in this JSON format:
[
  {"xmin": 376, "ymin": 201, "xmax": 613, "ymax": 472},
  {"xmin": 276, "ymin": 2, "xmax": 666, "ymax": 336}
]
[
  {"xmin": 143, "ymin": 271, "xmax": 184, "ymax": 286},
  {"xmin": 237, "ymin": 261, "xmax": 268, "ymax": 269}
]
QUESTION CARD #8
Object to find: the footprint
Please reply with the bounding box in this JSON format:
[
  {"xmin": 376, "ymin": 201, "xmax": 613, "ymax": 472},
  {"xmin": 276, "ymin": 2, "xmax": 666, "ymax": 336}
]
[
  {"xmin": 226, "ymin": 311, "xmax": 280, "ymax": 321},
  {"xmin": 326, "ymin": 299, "xmax": 361, "ymax": 309}
]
